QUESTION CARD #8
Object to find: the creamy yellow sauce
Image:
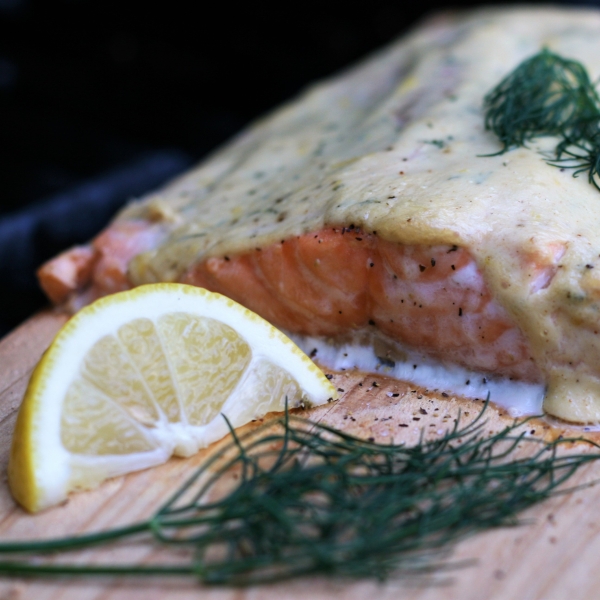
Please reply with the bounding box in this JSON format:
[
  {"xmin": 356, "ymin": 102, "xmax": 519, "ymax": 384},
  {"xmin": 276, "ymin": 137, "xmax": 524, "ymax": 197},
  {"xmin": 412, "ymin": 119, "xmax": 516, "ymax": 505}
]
[{"xmin": 118, "ymin": 7, "xmax": 600, "ymax": 423}]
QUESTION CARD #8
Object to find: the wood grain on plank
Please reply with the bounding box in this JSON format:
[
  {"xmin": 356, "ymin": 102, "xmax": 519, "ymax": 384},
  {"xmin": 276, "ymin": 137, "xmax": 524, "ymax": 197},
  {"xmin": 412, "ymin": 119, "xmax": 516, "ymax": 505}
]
[
  {"xmin": 0, "ymin": 313, "xmax": 598, "ymax": 599},
  {"xmin": 0, "ymin": 311, "xmax": 67, "ymax": 394}
]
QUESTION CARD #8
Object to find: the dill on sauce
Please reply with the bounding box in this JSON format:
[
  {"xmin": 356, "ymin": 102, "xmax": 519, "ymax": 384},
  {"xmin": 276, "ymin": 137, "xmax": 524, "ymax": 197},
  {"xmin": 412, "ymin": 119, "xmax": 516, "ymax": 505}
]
[
  {"xmin": 483, "ymin": 48, "xmax": 600, "ymax": 189},
  {"xmin": 0, "ymin": 403, "xmax": 597, "ymax": 585}
]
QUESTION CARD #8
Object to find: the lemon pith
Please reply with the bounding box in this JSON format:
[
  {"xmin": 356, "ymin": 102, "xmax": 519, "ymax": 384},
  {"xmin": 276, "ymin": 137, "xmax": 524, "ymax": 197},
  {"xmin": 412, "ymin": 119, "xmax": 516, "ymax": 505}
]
[{"xmin": 9, "ymin": 284, "xmax": 337, "ymax": 512}]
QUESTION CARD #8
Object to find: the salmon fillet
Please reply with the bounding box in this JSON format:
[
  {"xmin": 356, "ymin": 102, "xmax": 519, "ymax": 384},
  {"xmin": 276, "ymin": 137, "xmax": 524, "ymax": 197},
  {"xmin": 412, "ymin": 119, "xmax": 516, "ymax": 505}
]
[
  {"xmin": 36, "ymin": 7, "xmax": 600, "ymax": 423},
  {"xmin": 39, "ymin": 222, "xmax": 540, "ymax": 382}
]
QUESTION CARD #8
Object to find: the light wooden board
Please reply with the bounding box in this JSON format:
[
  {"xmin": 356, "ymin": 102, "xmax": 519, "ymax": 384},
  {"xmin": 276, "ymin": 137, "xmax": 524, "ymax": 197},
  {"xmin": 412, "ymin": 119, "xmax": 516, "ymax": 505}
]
[{"xmin": 0, "ymin": 311, "xmax": 599, "ymax": 600}]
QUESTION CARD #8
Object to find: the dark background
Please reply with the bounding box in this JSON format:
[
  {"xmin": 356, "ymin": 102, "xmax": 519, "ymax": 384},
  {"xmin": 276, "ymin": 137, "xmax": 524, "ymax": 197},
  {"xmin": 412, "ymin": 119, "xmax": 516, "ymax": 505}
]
[{"xmin": 0, "ymin": 0, "xmax": 595, "ymax": 335}]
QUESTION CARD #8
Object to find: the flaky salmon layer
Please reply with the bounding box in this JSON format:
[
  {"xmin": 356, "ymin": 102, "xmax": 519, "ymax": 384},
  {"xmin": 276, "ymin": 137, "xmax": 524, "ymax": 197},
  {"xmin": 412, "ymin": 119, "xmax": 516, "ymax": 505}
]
[{"xmin": 38, "ymin": 221, "xmax": 540, "ymax": 382}]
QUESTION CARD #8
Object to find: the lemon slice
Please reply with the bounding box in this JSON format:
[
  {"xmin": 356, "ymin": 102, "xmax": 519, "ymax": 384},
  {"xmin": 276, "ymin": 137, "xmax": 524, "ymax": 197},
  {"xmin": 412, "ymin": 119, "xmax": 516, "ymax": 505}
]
[{"xmin": 9, "ymin": 284, "xmax": 337, "ymax": 512}]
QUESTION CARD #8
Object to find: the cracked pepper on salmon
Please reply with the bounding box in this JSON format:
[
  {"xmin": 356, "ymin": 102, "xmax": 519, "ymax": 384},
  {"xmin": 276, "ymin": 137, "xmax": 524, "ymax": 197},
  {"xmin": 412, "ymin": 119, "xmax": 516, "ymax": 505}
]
[{"xmin": 38, "ymin": 7, "xmax": 600, "ymax": 423}]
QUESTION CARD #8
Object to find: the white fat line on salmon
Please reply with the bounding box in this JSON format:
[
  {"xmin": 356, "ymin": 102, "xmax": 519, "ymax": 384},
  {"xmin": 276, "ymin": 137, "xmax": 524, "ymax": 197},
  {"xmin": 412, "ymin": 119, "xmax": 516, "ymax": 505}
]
[{"xmin": 291, "ymin": 334, "xmax": 545, "ymax": 418}]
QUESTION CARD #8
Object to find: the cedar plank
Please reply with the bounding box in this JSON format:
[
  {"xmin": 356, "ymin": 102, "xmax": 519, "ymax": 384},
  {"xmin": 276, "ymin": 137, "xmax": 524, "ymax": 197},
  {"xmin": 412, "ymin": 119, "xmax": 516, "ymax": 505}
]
[{"xmin": 0, "ymin": 315, "xmax": 598, "ymax": 598}]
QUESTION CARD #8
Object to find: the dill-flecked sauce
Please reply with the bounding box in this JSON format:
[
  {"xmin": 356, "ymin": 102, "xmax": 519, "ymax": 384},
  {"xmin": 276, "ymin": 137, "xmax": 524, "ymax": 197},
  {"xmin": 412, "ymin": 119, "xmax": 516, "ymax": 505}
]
[{"xmin": 119, "ymin": 7, "xmax": 600, "ymax": 423}]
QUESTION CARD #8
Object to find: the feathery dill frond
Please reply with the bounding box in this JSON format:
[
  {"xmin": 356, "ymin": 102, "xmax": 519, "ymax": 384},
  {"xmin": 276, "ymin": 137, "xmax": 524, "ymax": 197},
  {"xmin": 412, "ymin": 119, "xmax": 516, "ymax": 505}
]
[
  {"xmin": 0, "ymin": 404, "xmax": 596, "ymax": 585},
  {"xmin": 483, "ymin": 48, "xmax": 600, "ymax": 189}
]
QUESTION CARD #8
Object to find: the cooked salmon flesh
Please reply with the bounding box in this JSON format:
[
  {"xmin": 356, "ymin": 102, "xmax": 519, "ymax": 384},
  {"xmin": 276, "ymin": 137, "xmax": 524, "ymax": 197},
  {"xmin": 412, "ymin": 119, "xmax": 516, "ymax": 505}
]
[{"xmin": 38, "ymin": 220, "xmax": 542, "ymax": 383}]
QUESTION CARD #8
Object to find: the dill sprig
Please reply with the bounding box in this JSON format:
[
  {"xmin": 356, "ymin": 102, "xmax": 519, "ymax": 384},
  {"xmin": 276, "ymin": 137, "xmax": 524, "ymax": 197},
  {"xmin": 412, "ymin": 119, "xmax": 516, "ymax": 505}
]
[
  {"xmin": 483, "ymin": 49, "xmax": 600, "ymax": 189},
  {"xmin": 0, "ymin": 404, "xmax": 598, "ymax": 585}
]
